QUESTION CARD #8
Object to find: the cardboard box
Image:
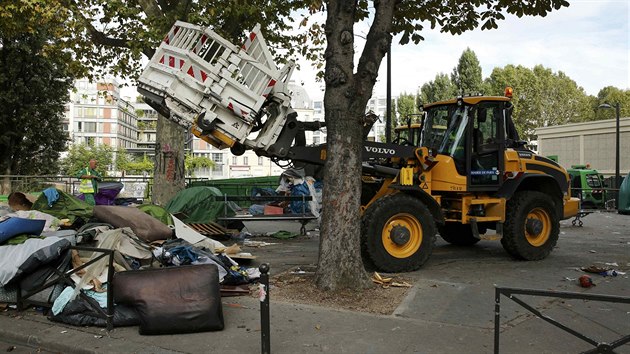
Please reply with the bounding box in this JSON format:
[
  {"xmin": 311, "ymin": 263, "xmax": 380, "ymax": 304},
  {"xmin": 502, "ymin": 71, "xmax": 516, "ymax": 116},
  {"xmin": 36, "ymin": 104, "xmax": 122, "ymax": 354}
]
[{"xmin": 264, "ymin": 205, "xmax": 284, "ymax": 215}]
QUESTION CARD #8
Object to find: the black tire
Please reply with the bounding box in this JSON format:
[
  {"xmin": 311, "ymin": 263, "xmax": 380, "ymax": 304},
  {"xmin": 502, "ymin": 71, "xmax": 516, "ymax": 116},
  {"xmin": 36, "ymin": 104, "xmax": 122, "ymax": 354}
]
[
  {"xmin": 361, "ymin": 193, "xmax": 436, "ymax": 272},
  {"xmin": 501, "ymin": 191, "xmax": 559, "ymax": 260},
  {"xmin": 230, "ymin": 142, "xmax": 246, "ymax": 156},
  {"xmin": 196, "ymin": 111, "xmax": 214, "ymax": 131},
  {"xmin": 438, "ymin": 223, "xmax": 480, "ymax": 246}
]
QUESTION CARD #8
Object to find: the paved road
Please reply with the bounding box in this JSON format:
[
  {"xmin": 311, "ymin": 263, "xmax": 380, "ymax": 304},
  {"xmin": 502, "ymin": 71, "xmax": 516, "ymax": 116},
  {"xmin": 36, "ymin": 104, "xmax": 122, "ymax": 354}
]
[{"xmin": 0, "ymin": 212, "xmax": 628, "ymax": 353}]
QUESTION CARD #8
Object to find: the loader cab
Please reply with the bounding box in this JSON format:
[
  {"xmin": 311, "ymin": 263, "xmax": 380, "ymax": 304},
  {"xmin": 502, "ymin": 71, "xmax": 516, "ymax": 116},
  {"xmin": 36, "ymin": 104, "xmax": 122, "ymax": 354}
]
[
  {"xmin": 421, "ymin": 96, "xmax": 512, "ymax": 191},
  {"xmin": 393, "ymin": 123, "xmax": 423, "ymax": 147}
]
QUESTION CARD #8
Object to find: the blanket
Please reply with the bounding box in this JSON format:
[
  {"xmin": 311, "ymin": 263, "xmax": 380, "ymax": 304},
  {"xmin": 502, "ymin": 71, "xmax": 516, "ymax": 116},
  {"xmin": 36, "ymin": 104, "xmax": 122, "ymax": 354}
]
[{"xmin": 0, "ymin": 237, "xmax": 71, "ymax": 286}]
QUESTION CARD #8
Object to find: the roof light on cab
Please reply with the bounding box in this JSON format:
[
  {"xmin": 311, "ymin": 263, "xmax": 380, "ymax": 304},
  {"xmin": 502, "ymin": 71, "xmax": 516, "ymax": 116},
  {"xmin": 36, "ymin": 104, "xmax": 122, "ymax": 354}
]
[{"xmin": 504, "ymin": 87, "xmax": 513, "ymax": 98}]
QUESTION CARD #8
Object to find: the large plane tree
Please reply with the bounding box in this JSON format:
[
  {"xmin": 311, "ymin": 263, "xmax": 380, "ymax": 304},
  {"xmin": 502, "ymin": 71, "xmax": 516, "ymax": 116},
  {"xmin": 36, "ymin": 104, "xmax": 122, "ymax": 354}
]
[{"xmin": 314, "ymin": 0, "xmax": 569, "ymax": 290}]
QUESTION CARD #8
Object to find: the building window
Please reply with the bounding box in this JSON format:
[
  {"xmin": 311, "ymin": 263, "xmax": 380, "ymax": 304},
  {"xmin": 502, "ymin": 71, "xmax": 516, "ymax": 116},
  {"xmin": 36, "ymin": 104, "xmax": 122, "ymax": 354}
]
[
  {"xmin": 232, "ymin": 156, "xmax": 238, "ymax": 165},
  {"xmin": 243, "ymin": 156, "xmax": 248, "ymax": 165},
  {"xmin": 212, "ymin": 153, "xmax": 223, "ymax": 164},
  {"xmin": 258, "ymin": 157, "xmax": 263, "ymax": 165},
  {"xmin": 84, "ymin": 122, "xmax": 97, "ymax": 132}
]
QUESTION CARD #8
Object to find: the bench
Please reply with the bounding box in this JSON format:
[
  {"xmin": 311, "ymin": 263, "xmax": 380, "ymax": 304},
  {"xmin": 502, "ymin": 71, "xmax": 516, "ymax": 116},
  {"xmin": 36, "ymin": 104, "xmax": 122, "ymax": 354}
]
[{"xmin": 216, "ymin": 195, "xmax": 318, "ymax": 235}]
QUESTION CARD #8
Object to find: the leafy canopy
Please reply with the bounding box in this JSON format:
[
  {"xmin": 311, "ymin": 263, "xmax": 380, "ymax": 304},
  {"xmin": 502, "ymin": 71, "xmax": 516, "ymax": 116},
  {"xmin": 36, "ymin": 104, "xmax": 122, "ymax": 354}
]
[
  {"xmin": 184, "ymin": 153, "xmax": 215, "ymax": 177},
  {"xmin": 60, "ymin": 144, "xmax": 114, "ymax": 176},
  {"xmin": 0, "ymin": 2, "xmax": 74, "ymax": 177},
  {"xmin": 486, "ymin": 64, "xmax": 592, "ymax": 140}
]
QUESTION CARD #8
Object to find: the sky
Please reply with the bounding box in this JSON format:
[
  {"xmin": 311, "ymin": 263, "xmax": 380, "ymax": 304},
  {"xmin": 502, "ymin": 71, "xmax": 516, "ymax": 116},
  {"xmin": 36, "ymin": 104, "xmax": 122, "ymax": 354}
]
[{"xmin": 290, "ymin": 0, "xmax": 629, "ymax": 101}]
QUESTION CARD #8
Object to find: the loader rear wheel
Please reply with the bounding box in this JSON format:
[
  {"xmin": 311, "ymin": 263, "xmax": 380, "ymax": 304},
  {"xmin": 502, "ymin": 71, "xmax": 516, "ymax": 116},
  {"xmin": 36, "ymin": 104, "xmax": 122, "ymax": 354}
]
[
  {"xmin": 438, "ymin": 223, "xmax": 480, "ymax": 246},
  {"xmin": 361, "ymin": 193, "xmax": 436, "ymax": 272},
  {"xmin": 501, "ymin": 191, "xmax": 559, "ymax": 260}
]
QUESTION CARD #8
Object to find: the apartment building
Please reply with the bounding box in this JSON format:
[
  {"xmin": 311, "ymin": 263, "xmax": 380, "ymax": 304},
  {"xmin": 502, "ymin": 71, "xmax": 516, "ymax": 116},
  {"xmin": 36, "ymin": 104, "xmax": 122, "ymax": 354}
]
[{"xmin": 66, "ymin": 78, "xmax": 138, "ymax": 153}]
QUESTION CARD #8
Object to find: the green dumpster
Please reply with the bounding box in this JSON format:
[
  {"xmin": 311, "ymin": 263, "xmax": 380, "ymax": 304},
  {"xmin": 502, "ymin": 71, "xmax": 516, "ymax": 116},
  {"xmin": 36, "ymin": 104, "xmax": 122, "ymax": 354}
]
[{"xmin": 618, "ymin": 172, "xmax": 630, "ymax": 215}]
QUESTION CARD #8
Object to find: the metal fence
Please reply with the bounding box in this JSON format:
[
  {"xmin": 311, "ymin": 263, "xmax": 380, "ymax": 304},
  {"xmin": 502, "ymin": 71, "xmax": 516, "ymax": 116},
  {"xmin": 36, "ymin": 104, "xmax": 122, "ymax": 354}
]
[
  {"xmin": 0, "ymin": 175, "xmax": 212, "ymax": 202},
  {"xmin": 0, "ymin": 175, "xmax": 280, "ymax": 205},
  {"xmin": 494, "ymin": 286, "xmax": 630, "ymax": 354}
]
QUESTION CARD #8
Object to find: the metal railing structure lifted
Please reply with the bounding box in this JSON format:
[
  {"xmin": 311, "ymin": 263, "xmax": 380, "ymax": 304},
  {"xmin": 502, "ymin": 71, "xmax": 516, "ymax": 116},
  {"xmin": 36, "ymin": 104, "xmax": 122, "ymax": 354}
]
[{"xmin": 494, "ymin": 286, "xmax": 630, "ymax": 354}]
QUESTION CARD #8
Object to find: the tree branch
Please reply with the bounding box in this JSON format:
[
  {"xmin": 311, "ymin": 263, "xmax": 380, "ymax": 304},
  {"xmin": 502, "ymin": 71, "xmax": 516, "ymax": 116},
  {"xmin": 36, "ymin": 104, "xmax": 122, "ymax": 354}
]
[
  {"xmin": 354, "ymin": 0, "xmax": 396, "ymax": 96},
  {"xmin": 65, "ymin": 0, "xmax": 132, "ymax": 49},
  {"xmin": 137, "ymin": 0, "xmax": 164, "ymax": 18}
]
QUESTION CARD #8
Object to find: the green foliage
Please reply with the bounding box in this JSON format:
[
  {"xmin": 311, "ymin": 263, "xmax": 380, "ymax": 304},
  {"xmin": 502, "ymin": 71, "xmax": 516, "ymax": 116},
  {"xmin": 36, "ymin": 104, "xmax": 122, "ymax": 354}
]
[
  {"xmin": 485, "ymin": 64, "xmax": 592, "ymax": 141},
  {"xmin": 396, "ymin": 93, "xmax": 420, "ymax": 125},
  {"xmin": 0, "ymin": 8, "xmax": 73, "ymax": 177},
  {"xmin": 115, "ymin": 147, "xmax": 132, "ymax": 172},
  {"xmin": 60, "ymin": 144, "xmax": 113, "ymax": 176},
  {"xmin": 184, "ymin": 153, "xmax": 215, "ymax": 177},
  {"xmin": 31, "ymin": 0, "xmax": 313, "ymax": 82},
  {"xmin": 125, "ymin": 154, "xmax": 154, "ymax": 175},
  {"xmin": 594, "ymin": 87, "xmax": 630, "ymax": 120},
  {"xmin": 420, "ymin": 73, "xmax": 456, "ymax": 104},
  {"xmin": 451, "ymin": 48, "xmax": 484, "ymax": 95}
]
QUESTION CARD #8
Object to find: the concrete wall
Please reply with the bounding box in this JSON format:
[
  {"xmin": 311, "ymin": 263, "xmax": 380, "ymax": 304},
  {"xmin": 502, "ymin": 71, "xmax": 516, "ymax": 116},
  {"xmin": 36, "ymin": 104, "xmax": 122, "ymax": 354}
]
[{"xmin": 536, "ymin": 117, "xmax": 630, "ymax": 177}]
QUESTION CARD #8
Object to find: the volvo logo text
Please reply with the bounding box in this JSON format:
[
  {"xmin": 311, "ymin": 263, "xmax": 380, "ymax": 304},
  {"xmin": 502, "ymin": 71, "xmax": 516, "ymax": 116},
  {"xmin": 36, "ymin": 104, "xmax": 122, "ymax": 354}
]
[{"xmin": 365, "ymin": 146, "xmax": 396, "ymax": 155}]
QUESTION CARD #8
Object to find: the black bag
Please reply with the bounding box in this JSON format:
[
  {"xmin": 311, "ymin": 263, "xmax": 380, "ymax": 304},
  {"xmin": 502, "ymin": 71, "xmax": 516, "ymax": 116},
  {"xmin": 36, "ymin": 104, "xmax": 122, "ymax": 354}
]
[
  {"xmin": 49, "ymin": 296, "xmax": 139, "ymax": 327},
  {"xmin": 113, "ymin": 264, "xmax": 224, "ymax": 335}
]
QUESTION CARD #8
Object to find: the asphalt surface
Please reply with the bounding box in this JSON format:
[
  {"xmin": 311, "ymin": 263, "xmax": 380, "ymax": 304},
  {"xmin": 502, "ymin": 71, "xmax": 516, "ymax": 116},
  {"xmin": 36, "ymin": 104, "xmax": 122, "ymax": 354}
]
[{"xmin": 0, "ymin": 212, "xmax": 628, "ymax": 353}]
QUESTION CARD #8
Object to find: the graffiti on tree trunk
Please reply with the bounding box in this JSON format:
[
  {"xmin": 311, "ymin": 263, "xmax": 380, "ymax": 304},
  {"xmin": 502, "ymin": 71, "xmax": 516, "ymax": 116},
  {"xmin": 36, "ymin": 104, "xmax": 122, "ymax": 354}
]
[{"xmin": 156, "ymin": 142, "xmax": 184, "ymax": 183}]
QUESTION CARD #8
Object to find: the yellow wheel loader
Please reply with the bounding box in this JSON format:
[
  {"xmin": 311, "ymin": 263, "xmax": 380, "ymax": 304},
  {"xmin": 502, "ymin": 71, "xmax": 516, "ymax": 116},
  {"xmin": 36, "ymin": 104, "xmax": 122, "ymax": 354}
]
[
  {"xmin": 357, "ymin": 91, "xmax": 578, "ymax": 271},
  {"xmin": 138, "ymin": 21, "xmax": 579, "ymax": 273}
]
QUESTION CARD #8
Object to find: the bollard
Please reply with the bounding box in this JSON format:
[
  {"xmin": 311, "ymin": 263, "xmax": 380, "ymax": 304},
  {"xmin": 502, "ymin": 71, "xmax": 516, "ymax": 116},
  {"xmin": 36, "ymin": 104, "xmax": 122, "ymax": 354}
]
[{"xmin": 259, "ymin": 263, "xmax": 270, "ymax": 354}]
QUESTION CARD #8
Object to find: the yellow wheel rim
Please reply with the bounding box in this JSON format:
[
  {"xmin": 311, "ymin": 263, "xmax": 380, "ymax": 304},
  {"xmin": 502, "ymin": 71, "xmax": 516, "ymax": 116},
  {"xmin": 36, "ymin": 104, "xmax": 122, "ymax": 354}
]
[
  {"xmin": 524, "ymin": 207, "xmax": 551, "ymax": 247},
  {"xmin": 381, "ymin": 213, "xmax": 422, "ymax": 258}
]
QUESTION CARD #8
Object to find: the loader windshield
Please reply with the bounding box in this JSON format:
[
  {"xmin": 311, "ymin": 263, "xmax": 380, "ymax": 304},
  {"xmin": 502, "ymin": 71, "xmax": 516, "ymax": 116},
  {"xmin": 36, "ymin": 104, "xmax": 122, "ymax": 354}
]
[{"xmin": 421, "ymin": 105, "xmax": 468, "ymax": 159}]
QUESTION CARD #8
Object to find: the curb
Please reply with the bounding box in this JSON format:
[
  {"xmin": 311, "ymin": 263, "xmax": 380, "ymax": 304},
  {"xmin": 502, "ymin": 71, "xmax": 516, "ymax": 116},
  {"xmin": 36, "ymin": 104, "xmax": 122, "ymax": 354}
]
[{"xmin": 0, "ymin": 327, "xmax": 96, "ymax": 354}]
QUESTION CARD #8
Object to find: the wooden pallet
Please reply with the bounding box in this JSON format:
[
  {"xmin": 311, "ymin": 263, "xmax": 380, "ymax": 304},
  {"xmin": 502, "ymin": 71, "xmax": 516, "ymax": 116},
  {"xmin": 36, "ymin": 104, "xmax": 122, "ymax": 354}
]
[{"xmin": 186, "ymin": 222, "xmax": 232, "ymax": 240}]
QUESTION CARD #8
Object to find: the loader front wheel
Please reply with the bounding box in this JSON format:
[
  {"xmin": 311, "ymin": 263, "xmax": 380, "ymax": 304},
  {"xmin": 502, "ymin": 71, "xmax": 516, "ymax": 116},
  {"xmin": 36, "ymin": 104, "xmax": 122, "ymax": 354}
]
[
  {"xmin": 361, "ymin": 193, "xmax": 436, "ymax": 272},
  {"xmin": 501, "ymin": 191, "xmax": 559, "ymax": 260}
]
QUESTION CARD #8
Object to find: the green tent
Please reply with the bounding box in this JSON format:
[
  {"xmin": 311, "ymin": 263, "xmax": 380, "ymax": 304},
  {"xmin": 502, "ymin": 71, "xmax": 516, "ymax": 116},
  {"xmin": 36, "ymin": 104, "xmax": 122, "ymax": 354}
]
[
  {"xmin": 618, "ymin": 172, "xmax": 630, "ymax": 215},
  {"xmin": 165, "ymin": 186, "xmax": 235, "ymax": 223},
  {"xmin": 32, "ymin": 189, "xmax": 93, "ymax": 224},
  {"xmin": 137, "ymin": 204, "xmax": 174, "ymax": 225}
]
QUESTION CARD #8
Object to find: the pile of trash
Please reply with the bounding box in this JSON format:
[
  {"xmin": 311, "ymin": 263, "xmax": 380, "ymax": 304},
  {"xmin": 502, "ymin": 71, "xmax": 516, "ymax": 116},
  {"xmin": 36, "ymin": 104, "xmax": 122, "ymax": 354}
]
[
  {"xmin": 0, "ymin": 186, "xmax": 261, "ymax": 334},
  {"xmin": 249, "ymin": 168, "xmax": 323, "ymax": 217}
]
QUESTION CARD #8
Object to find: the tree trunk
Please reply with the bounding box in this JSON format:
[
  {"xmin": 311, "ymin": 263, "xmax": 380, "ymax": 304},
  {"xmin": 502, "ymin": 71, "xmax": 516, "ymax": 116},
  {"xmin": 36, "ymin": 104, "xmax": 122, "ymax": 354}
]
[
  {"xmin": 315, "ymin": 1, "xmax": 369, "ymax": 291},
  {"xmin": 315, "ymin": 0, "xmax": 396, "ymax": 291},
  {"xmin": 153, "ymin": 115, "xmax": 186, "ymax": 205},
  {"xmin": 0, "ymin": 166, "xmax": 11, "ymax": 195}
]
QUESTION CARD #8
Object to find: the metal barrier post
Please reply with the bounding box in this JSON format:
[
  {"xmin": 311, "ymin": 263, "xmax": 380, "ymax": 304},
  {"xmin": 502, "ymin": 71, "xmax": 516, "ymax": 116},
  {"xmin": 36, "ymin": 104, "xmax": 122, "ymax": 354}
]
[
  {"xmin": 494, "ymin": 287, "xmax": 501, "ymax": 354},
  {"xmin": 259, "ymin": 263, "xmax": 270, "ymax": 354}
]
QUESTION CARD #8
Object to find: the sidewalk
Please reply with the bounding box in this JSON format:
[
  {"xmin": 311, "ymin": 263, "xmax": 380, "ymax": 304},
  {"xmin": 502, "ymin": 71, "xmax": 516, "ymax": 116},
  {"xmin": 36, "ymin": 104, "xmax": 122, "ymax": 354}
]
[{"xmin": 1, "ymin": 214, "xmax": 629, "ymax": 353}]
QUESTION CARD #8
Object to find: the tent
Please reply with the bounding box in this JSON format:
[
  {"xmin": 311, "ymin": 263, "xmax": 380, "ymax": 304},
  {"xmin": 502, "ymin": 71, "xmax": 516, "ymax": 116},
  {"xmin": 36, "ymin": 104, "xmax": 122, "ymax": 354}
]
[
  {"xmin": 32, "ymin": 189, "xmax": 93, "ymax": 224},
  {"xmin": 165, "ymin": 187, "xmax": 235, "ymax": 223}
]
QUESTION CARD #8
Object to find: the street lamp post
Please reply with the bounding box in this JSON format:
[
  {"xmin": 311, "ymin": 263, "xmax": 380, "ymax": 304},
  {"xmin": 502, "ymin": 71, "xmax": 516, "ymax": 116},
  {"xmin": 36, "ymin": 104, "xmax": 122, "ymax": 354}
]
[
  {"xmin": 385, "ymin": 38, "xmax": 392, "ymax": 144},
  {"xmin": 598, "ymin": 103, "xmax": 621, "ymax": 189}
]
